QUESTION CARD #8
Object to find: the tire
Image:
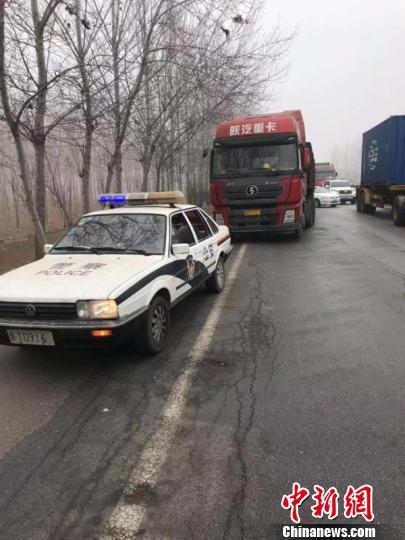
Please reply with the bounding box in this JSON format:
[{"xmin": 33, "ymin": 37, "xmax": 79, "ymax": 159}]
[
  {"xmin": 293, "ymin": 226, "xmax": 303, "ymax": 240},
  {"xmin": 206, "ymin": 256, "xmax": 225, "ymax": 293},
  {"xmin": 392, "ymin": 196, "xmax": 405, "ymax": 226},
  {"xmin": 137, "ymin": 294, "xmax": 170, "ymax": 354},
  {"xmin": 293, "ymin": 213, "xmax": 304, "ymax": 240},
  {"xmin": 356, "ymin": 194, "xmax": 363, "ymax": 212},
  {"xmin": 358, "ymin": 192, "xmax": 375, "ymax": 214},
  {"xmin": 315, "ymin": 199, "xmax": 321, "ymax": 208}
]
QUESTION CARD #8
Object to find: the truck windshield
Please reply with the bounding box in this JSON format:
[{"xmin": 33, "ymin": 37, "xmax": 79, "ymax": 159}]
[
  {"xmin": 212, "ymin": 143, "xmax": 298, "ymax": 176},
  {"xmin": 51, "ymin": 213, "xmax": 166, "ymax": 255}
]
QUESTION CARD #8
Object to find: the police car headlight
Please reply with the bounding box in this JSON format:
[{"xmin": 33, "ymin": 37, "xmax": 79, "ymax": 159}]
[{"xmin": 77, "ymin": 300, "xmax": 118, "ymax": 319}]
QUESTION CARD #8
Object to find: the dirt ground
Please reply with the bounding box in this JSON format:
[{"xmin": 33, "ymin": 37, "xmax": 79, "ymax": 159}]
[
  {"xmin": 0, "ymin": 208, "xmax": 67, "ymax": 242},
  {"xmin": 0, "ymin": 207, "xmax": 76, "ymax": 275},
  {"xmin": 0, "ymin": 231, "xmax": 64, "ymax": 275}
]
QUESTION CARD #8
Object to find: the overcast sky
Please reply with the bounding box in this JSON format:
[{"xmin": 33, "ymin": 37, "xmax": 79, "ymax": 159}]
[{"xmin": 265, "ymin": 0, "xmax": 405, "ymax": 162}]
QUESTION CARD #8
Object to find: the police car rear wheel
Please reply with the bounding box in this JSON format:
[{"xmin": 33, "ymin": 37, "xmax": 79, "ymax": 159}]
[
  {"xmin": 206, "ymin": 257, "xmax": 225, "ymax": 294},
  {"xmin": 138, "ymin": 295, "xmax": 170, "ymax": 354}
]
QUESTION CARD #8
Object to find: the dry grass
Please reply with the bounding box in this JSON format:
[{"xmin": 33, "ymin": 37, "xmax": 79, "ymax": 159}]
[{"xmin": 0, "ymin": 231, "xmax": 64, "ymax": 275}]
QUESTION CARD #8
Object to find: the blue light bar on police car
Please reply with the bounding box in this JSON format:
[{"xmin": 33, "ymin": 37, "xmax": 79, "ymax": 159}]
[{"xmin": 98, "ymin": 193, "xmax": 126, "ymax": 205}]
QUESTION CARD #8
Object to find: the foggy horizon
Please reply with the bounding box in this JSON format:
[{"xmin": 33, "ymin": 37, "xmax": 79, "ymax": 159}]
[{"xmin": 266, "ymin": 0, "xmax": 405, "ymax": 172}]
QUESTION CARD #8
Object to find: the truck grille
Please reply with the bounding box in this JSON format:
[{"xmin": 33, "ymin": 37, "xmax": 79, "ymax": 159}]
[
  {"xmin": 0, "ymin": 302, "xmax": 77, "ymax": 320},
  {"xmin": 224, "ymin": 183, "xmax": 283, "ymax": 200}
]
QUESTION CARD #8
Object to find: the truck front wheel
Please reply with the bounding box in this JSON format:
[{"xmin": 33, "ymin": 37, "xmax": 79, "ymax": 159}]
[
  {"xmin": 293, "ymin": 213, "xmax": 305, "ymax": 240},
  {"xmin": 392, "ymin": 196, "xmax": 405, "ymax": 226}
]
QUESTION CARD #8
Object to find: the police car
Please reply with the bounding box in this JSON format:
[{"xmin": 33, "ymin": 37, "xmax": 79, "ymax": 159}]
[{"xmin": 0, "ymin": 192, "xmax": 232, "ymax": 354}]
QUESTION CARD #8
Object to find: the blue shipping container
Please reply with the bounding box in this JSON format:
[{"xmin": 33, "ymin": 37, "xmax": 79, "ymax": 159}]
[{"xmin": 361, "ymin": 116, "xmax": 405, "ymax": 185}]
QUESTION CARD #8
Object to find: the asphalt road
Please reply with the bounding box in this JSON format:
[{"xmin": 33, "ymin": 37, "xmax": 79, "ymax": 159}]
[{"xmin": 0, "ymin": 205, "xmax": 404, "ymax": 539}]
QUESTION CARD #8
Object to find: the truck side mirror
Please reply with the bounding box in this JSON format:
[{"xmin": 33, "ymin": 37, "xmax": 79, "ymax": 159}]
[{"xmin": 303, "ymin": 147, "xmax": 311, "ymax": 169}]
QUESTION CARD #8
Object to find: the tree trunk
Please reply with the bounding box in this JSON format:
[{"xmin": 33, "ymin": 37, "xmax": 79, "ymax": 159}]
[
  {"xmin": 81, "ymin": 123, "xmax": 92, "ymax": 212},
  {"xmin": 15, "ymin": 131, "xmax": 47, "ymax": 249},
  {"xmin": 75, "ymin": 0, "xmax": 93, "ymax": 214},
  {"xmin": 33, "ymin": 141, "xmax": 46, "ymax": 228},
  {"xmin": 11, "ymin": 176, "xmax": 20, "ymax": 228},
  {"xmin": 32, "ymin": 0, "xmax": 48, "ymax": 257},
  {"xmin": 105, "ymin": 149, "xmax": 118, "ymax": 193},
  {"xmin": 116, "ymin": 147, "xmax": 123, "ymax": 192},
  {"xmin": 141, "ymin": 158, "xmax": 151, "ymax": 192},
  {"xmin": 33, "ymin": 138, "xmax": 46, "ymax": 257}
]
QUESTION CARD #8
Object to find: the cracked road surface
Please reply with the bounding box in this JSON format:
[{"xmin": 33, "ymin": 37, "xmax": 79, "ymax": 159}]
[{"xmin": 0, "ymin": 206, "xmax": 404, "ymax": 539}]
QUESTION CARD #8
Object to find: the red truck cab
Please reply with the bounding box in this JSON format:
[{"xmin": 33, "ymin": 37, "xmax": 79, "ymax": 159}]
[
  {"xmin": 315, "ymin": 163, "xmax": 338, "ymax": 187},
  {"xmin": 210, "ymin": 110, "xmax": 315, "ymax": 238}
]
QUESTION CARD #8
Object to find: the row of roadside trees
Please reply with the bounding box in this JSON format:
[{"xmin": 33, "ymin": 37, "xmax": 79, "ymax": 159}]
[{"xmin": 0, "ymin": 0, "xmax": 292, "ymax": 256}]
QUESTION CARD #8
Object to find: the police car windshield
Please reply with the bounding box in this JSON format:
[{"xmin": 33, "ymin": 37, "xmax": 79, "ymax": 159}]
[
  {"xmin": 52, "ymin": 214, "xmax": 166, "ymax": 255},
  {"xmin": 213, "ymin": 143, "xmax": 298, "ymax": 176}
]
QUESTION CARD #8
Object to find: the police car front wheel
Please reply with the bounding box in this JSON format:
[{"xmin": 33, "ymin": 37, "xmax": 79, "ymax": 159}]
[
  {"xmin": 137, "ymin": 294, "xmax": 170, "ymax": 354},
  {"xmin": 206, "ymin": 257, "xmax": 225, "ymax": 294}
]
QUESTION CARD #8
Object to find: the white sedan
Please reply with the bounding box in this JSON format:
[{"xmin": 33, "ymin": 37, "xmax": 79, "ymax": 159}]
[
  {"xmin": 0, "ymin": 192, "xmax": 232, "ymax": 354},
  {"xmin": 314, "ymin": 187, "xmax": 340, "ymax": 208}
]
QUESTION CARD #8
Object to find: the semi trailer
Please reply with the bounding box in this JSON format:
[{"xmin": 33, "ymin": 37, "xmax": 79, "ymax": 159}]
[
  {"xmin": 210, "ymin": 110, "xmax": 316, "ymax": 239},
  {"xmin": 356, "ymin": 115, "xmax": 405, "ymax": 225}
]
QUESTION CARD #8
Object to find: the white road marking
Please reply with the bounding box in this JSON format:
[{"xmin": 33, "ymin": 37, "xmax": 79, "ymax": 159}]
[{"xmin": 107, "ymin": 244, "xmax": 247, "ymax": 538}]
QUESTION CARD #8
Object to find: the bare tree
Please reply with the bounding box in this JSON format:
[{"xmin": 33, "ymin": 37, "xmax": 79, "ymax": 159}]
[
  {"xmin": 55, "ymin": 0, "xmax": 103, "ymax": 213},
  {"xmin": 0, "ymin": 0, "xmax": 47, "ymax": 250}
]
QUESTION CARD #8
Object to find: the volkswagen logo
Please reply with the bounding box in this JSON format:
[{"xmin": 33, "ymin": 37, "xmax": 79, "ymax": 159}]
[
  {"xmin": 24, "ymin": 304, "xmax": 36, "ymax": 318},
  {"xmin": 246, "ymin": 184, "xmax": 259, "ymax": 197}
]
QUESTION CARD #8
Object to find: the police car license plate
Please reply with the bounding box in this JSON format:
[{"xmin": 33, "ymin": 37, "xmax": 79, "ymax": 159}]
[
  {"xmin": 244, "ymin": 209, "xmax": 261, "ymax": 217},
  {"xmin": 7, "ymin": 329, "xmax": 55, "ymax": 346}
]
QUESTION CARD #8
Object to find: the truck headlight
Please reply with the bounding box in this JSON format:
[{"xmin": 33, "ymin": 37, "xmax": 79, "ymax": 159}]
[
  {"xmin": 76, "ymin": 300, "xmax": 118, "ymax": 319},
  {"xmin": 284, "ymin": 210, "xmax": 296, "ymax": 224}
]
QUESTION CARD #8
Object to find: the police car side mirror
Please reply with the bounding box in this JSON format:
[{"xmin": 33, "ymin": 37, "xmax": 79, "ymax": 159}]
[
  {"xmin": 172, "ymin": 243, "xmax": 191, "ymax": 256},
  {"xmin": 44, "ymin": 243, "xmax": 53, "ymax": 254}
]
